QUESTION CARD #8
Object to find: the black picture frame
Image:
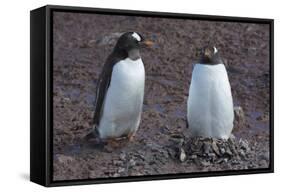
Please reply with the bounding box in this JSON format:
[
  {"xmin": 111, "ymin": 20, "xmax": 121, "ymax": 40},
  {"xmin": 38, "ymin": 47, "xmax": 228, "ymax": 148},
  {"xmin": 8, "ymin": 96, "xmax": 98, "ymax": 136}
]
[{"xmin": 30, "ymin": 4, "xmax": 274, "ymax": 187}]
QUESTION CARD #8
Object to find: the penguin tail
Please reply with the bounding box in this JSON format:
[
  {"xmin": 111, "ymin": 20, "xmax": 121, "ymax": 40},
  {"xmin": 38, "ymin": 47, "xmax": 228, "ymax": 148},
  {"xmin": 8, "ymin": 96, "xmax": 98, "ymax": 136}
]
[{"xmin": 84, "ymin": 126, "xmax": 100, "ymax": 141}]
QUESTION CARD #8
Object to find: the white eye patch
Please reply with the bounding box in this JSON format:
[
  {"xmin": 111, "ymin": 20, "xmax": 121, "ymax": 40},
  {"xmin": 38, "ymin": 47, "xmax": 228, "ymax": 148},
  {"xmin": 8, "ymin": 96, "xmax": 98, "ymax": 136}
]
[
  {"xmin": 213, "ymin": 46, "xmax": 218, "ymax": 53},
  {"xmin": 132, "ymin": 32, "xmax": 141, "ymax": 42}
]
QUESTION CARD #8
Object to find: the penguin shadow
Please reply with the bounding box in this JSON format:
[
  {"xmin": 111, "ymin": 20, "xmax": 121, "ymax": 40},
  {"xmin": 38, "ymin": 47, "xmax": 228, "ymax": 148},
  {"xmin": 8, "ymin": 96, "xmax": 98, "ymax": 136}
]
[
  {"xmin": 19, "ymin": 173, "xmax": 29, "ymax": 181},
  {"xmin": 68, "ymin": 135, "xmax": 132, "ymax": 155}
]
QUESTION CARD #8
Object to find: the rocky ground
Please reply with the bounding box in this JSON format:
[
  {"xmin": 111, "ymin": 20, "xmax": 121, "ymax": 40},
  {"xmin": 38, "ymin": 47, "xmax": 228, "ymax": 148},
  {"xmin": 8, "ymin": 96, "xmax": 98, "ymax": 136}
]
[{"xmin": 52, "ymin": 12, "xmax": 271, "ymax": 181}]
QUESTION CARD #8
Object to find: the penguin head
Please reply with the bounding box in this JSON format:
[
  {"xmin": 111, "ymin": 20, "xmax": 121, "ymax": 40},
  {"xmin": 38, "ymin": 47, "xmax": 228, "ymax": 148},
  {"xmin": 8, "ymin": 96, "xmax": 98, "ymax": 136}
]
[
  {"xmin": 114, "ymin": 32, "xmax": 153, "ymax": 60},
  {"xmin": 197, "ymin": 44, "xmax": 222, "ymax": 65}
]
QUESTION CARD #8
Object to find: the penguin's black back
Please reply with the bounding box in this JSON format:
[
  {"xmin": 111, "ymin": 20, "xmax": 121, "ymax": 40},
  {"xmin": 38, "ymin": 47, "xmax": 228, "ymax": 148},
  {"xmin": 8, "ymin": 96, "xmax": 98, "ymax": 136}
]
[
  {"xmin": 93, "ymin": 51, "xmax": 127, "ymax": 126},
  {"xmin": 93, "ymin": 32, "xmax": 143, "ymax": 126}
]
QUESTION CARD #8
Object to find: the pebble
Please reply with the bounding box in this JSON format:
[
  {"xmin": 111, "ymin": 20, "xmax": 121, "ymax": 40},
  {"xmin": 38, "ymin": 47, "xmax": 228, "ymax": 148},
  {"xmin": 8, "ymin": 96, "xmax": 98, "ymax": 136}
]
[
  {"xmin": 234, "ymin": 106, "xmax": 246, "ymax": 124},
  {"xmin": 203, "ymin": 142, "xmax": 211, "ymax": 154},
  {"xmin": 89, "ymin": 170, "xmax": 96, "ymax": 178},
  {"xmin": 220, "ymin": 147, "xmax": 226, "ymax": 154},
  {"xmin": 118, "ymin": 167, "xmax": 126, "ymax": 173},
  {"xmin": 57, "ymin": 154, "xmax": 74, "ymax": 164},
  {"xmin": 191, "ymin": 154, "xmax": 197, "ymax": 159},
  {"xmin": 112, "ymin": 173, "xmax": 120, "ymax": 177},
  {"xmin": 201, "ymin": 160, "xmax": 211, "ymax": 167},
  {"xmin": 239, "ymin": 139, "xmax": 250, "ymax": 152},
  {"xmin": 208, "ymin": 153, "xmax": 216, "ymax": 158},
  {"xmin": 225, "ymin": 147, "xmax": 233, "ymax": 156},
  {"xmin": 179, "ymin": 148, "xmax": 187, "ymax": 162},
  {"xmin": 119, "ymin": 153, "xmax": 126, "ymax": 161},
  {"xmin": 231, "ymin": 160, "xmax": 240, "ymax": 165},
  {"xmin": 229, "ymin": 144, "xmax": 238, "ymax": 155},
  {"xmin": 239, "ymin": 150, "xmax": 246, "ymax": 159},
  {"xmin": 212, "ymin": 142, "xmax": 220, "ymax": 156},
  {"xmin": 259, "ymin": 160, "xmax": 268, "ymax": 167},
  {"xmin": 129, "ymin": 159, "xmax": 136, "ymax": 167},
  {"xmin": 259, "ymin": 153, "xmax": 269, "ymax": 161},
  {"xmin": 113, "ymin": 160, "xmax": 123, "ymax": 166},
  {"xmin": 256, "ymin": 113, "xmax": 269, "ymax": 122}
]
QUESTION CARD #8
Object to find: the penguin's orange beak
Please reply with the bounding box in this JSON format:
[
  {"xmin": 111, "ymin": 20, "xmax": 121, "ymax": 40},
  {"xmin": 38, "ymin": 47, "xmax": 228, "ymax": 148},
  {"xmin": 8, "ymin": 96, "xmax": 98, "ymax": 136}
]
[{"xmin": 142, "ymin": 40, "xmax": 154, "ymax": 48}]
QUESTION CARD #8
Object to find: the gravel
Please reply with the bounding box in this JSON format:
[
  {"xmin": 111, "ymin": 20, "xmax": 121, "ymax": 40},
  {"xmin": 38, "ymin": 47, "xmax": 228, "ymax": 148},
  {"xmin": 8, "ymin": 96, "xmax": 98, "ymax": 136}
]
[{"xmin": 52, "ymin": 12, "xmax": 270, "ymax": 181}]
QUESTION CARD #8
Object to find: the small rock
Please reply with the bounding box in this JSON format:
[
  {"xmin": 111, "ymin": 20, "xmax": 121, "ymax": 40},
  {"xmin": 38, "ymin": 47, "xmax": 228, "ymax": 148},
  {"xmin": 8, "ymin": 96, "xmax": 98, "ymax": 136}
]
[
  {"xmin": 129, "ymin": 159, "xmax": 136, "ymax": 167},
  {"xmin": 212, "ymin": 142, "xmax": 220, "ymax": 156},
  {"xmin": 161, "ymin": 150, "xmax": 170, "ymax": 159},
  {"xmin": 112, "ymin": 173, "xmax": 120, "ymax": 177},
  {"xmin": 119, "ymin": 153, "xmax": 126, "ymax": 161},
  {"xmin": 191, "ymin": 138, "xmax": 203, "ymax": 152},
  {"xmin": 259, "ymin": 153, "xmax": 269, "ymax": 161},
  {"xmin": 113, "ymin": 160, "xmax": 123, "ymax": 166},
  {"xmin": 239, "ymin": 139, "xmax": 250, "ymax": 152},
  {"xmin": 208, "ymin": 153, "xmax": 216, "ymax": 159},
  {"xmin": 220, "ymin": 147, "xmax": 226, "ymax": 154},
  {"xmin": 231, "ymin": 160, "xmax": 240, "ymax": 165},
  {"xmin": 201, "ymin": 160, "xmax": 210, "ymax": 167},
  {"xmin": 149, "ymin": 161, "xmax": 156, "ymax": 165},
  {"xmin": 229, "ymin": 143, "xmax": 238, "ymax": 155},
  {"xmin": 229, "ymin": 134, "xmax": 236, "ymax": 142},
  {"xmin": 170, "ymin": 133, "xmax": 183, "ymax": 139},
  {"xmin": 216, "ymin": 158, "xmax": 224, "ymax": 164},
  {"xmin": 179, "ymin": 148, "xmax": 187, "ymax": 162},
  {"xmin": 225, "ymin": 147, "xmax": 233, "ymax": 156},
  {"xmin": 57, "ymin": 154, "xmax": 74, "ymax": 164},
  {"xmin": 256, "ymin": 113, "xmax": 269, "ymax": 122},
  {"xmin": 239, "ymin": 150, "xmax": 246, "ymax": 159},
  {"xmin": 134, "ymin": 153, "xmax": 146, "ymax": 161},
  {"xmin": 259, "ymin": 160, "xmax": 268, "ymax": 167},
  {"xmin": 89, "ymin": 170, "xmax": 96, "ymax": 178},
  {"xmin": 191, "ymin": 154, "xmax": 197, "ymax": 159},
  {"xmin": 167, "ymin": 148, "xmax": 176, "ymax": 158},
  {"xmin": 234, "ymin": 106, "xmax": 246, "ymax": 124},
  {"xmin": 118, "ymin": 167, "xmax": 126, "ymax": 173},
  {"xmin": 104, "ymin": 145, "xmax": 114, "ymax": 152},
  {"xmin": 203, "ymin": 142, "xmax": 211, "ymax": 154}
]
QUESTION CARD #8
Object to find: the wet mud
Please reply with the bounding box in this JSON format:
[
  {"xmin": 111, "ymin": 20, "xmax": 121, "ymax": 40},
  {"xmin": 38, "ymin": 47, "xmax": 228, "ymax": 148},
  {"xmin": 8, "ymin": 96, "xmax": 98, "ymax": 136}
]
[{"xmin": 53, "ymin": 12, "xmax": 270, "ymax": 181}]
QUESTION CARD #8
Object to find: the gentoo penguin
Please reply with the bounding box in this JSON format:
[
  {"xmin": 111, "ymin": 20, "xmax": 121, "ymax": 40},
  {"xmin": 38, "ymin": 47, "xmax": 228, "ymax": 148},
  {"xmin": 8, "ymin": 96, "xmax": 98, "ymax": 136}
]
[
  {"xmin": 91, "ymin": 32, "xmax": 153, "ymax": 143},
  {"xmin": 187, "ymin": 45, "xmax": 234, "ymax": 139}
]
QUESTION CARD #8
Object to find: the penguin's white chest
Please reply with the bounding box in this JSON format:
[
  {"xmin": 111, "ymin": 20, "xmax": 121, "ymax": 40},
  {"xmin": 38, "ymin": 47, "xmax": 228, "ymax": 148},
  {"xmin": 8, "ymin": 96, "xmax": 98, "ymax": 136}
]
[
  {"xmin": 98, "ymin": 58, "xmax": 145, "ymax": 139},
  {"xmin": 187, "ymin": 64, "xmax": 234, "ymax": 139}
]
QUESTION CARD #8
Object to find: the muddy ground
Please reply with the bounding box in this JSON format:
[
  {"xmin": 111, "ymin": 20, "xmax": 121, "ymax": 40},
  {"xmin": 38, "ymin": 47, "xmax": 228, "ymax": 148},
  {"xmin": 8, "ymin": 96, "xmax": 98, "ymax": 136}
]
[{"xmin": 52, "ymin": 12, "xmax": 271, "ymax": 181}]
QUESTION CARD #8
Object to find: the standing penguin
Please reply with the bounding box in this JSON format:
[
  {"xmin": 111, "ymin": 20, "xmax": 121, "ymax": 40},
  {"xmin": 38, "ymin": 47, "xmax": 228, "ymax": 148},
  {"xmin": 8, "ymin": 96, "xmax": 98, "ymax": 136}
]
[
  {"xmin": 91, "ymin": 32, "xmax": 153, "ymax": 143},
  {"xmin": 187, "ymin": 45, "xmax": 234, "ymax": 139}
]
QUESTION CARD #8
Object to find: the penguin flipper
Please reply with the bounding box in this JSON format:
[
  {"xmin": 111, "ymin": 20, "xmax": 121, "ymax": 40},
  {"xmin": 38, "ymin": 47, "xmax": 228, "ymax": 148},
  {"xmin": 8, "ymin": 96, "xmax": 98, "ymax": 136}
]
[
  {"xmin": 93, "ymin": 55, "xmax": 115, "ymax": 126},
  {"xmin": 84, "ymin": 128, "xmax": 99, "ymax": 141},
  {"xmin": 93, "ymin": 52, "xmax": 127, "ymax": 126}
]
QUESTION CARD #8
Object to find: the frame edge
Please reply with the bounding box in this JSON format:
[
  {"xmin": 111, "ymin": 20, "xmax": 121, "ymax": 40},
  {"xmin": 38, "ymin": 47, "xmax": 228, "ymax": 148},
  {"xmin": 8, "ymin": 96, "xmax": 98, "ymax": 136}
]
[{"xmin": 30, "ymin": 6, "xmax": 48, "ymax": 186}]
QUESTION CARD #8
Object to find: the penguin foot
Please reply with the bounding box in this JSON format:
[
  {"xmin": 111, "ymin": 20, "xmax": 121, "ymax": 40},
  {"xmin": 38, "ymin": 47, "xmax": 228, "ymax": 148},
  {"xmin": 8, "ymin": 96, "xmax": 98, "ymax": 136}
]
[
  {"xmin": 107, "ymin": 139, "xmax": 122, "ymax": 148},
  {"xmin": 127, "ymin": 132, "xmax": 136, "ymax": 142},
  {"xmin": 84, "ymin": 128, "xmax": 99, "ymax": 140},
  {"xmin": 104, "ymin": 135, "xmax": 135, "ymax": 151},
  {"xmin": 82, "ymin": 129, "xmax": 107, "ymax": 150},
  {"xmin": 103, "ymin": 138, "xmax": 124, "ymax": 152}
]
